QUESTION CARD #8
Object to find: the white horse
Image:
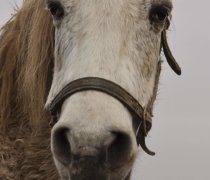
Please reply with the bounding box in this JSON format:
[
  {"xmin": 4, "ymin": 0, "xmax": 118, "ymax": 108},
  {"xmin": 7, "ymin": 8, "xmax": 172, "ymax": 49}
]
[
  {"xmin": 46, "ymin": 0, "xmax": 181, "ymax": 179},
  {"xmin": 0, "ymin": 0, "xmax": 180, "ymax": 179}
]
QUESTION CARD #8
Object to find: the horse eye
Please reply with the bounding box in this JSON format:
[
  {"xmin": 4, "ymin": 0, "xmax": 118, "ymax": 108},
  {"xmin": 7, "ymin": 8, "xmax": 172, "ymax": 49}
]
[
  {"xmin": 48, "ymin": 2, "xmax": 64, "ymax": 19},
  {"xmin": 149, "ymin": 5, "xmax": 169, "ymax": 23}
]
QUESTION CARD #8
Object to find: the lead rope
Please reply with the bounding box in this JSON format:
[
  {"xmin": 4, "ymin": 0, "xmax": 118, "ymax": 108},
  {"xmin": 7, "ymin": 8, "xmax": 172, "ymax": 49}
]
[
  {"xmin": 143, "ymin": 107, "xmax": 149, "ymax": 136},
  {"xmin": 140, "ymin": 107, "xmax": 155, "ymax": 156},
  {"xmin": 138, "ymin": 24, "xmax": 182, "ymax": 156}
]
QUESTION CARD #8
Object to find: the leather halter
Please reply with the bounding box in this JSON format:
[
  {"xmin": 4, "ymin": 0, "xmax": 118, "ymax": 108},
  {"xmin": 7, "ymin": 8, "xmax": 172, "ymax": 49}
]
[
  {"xmin": 48, "ymin": 29, "xmax": 181, "ymax": 156},
  {"xmin": 48, "ymin": 77, "xmax": 155, "ymax": 155}
]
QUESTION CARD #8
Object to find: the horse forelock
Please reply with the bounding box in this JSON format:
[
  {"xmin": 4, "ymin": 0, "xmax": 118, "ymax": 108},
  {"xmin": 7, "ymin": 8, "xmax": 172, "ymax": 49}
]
[{"xmin": 0, "ymin": 0, "xmax": 54, "ymax": 129}]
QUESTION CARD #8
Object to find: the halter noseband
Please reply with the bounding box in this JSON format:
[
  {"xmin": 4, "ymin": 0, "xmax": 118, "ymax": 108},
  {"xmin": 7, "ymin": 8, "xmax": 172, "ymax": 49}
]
[
  {"xmin": 47, "ymin": 29, "xmax": 181, "ymax": 156},
  {"xmin": 48, "ymin": 77, "xmax": 155, "ymax": 155}
]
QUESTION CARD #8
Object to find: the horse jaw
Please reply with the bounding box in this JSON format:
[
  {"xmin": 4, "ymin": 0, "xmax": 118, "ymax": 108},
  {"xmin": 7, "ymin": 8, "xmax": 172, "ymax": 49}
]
[{"xmin": 46, "ymin": 0, "xmax": 163, "ymax": 179}]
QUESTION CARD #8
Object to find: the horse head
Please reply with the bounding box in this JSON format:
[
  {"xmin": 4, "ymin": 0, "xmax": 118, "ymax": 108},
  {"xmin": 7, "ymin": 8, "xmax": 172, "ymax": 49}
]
[{"xmin": 44, "ymin": 0, "xmax": 181, "ymax": 179}]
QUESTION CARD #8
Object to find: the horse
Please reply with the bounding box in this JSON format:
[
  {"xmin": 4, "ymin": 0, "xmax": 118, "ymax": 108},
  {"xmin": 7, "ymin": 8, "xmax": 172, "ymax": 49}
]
[{"xmin": 0, "ymin": 0, "xmax": 181, "ymax": 179}]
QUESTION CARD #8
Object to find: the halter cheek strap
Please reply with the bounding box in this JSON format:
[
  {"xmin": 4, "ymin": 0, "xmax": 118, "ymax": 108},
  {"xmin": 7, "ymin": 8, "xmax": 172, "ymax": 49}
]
[{"xmin": 162, "ymin": 18, "xmax": 182, "ymax": 76}]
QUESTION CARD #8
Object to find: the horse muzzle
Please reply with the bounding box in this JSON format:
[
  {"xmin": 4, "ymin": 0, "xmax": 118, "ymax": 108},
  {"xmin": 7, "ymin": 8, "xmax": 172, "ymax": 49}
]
[{"xmin": 51, "ymin": 122, "xmax": 134, "ymax": 165}]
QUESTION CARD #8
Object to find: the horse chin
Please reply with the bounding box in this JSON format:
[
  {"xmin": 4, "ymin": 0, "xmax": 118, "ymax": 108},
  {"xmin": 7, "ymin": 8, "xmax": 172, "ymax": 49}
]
[{"xmin": 54, "ymin": 155, "xmax": 134, "ymax": 180}]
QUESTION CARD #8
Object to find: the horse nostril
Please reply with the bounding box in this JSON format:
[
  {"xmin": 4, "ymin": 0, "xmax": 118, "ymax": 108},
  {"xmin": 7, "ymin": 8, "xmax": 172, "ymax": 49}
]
[
  {"xmin": 107, "ymin": 131, "xmax": 132, "ymax": 166},
  {"xmin": 52, "ymin": 127, "xmax": 71, "ymax": 165}
]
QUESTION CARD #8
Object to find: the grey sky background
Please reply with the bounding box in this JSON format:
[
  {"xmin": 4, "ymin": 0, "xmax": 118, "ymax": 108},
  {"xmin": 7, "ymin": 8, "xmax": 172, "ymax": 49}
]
[{"xmin": 0, "ymin": 0, "xmax": 209, "ymax": 180}]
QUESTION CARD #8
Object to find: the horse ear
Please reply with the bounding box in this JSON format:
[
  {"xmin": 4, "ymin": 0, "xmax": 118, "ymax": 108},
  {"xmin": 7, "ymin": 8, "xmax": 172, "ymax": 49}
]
[{"xmin": 161, "ymin": 30, "xmax": 182, "ymax": 76}]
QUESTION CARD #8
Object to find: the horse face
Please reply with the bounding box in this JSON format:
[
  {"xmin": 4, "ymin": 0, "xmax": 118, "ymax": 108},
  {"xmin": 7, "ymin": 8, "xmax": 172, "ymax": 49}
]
[{"xmin": 45, "ymin": 0, "xmax": 173, "ymax": 179}]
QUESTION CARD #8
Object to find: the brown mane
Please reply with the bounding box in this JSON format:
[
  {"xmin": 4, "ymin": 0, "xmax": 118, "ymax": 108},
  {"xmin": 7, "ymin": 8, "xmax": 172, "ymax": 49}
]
[
  {"xmin": 0, "ymin": 0, "xmax": 59, "ymax": 178},
  {"xmin": 0, "ymin": 0, "xmax": 54, "ymax": 128}
]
